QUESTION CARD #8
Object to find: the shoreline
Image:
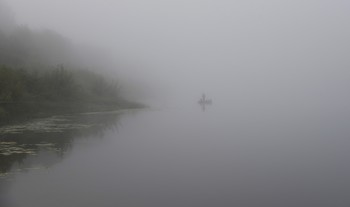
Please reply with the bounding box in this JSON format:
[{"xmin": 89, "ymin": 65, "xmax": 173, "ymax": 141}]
[
  {"xmin": 0, "ymin": 107, "xmax": 146, "ymax": 136},
  {"xmin": 0, "ymin": 101, "xmax": 145, "ymax": 126}
]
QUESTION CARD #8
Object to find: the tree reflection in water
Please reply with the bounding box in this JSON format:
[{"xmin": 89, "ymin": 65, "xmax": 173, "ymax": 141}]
[{"xmin": 0, "ymin": 111, "xmax": 124, "ymax": 178}]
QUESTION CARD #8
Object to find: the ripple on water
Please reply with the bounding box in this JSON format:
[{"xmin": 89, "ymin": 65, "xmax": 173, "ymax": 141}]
[{"xmin": 0, "ymin": 116, "xmax": 92, "ymax": 134}]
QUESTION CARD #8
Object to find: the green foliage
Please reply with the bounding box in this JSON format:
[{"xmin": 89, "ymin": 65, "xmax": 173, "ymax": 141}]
[
  {"xmin": 70, "ymin": 69, "xmax": 121, "ymax": 102},
  {"xmin": 0, "ymin": 65, "xmax": 122, "ymax": 102},
  {"xmin": 0, "ymin": 65, "xmax": 24, "ymax": 102},
  {"xmin": 0, "ymin": 106, "xmax": 7, "ymax": 118},
  {"xmin": 0, "ymin": 64, "xmax": 133, "ymax": 123},
  {"xmin": 0, "ymin": 16, "xmax": 141, "ymax": 122},
  {"xmin": 45, "ymin": 65, "xmax": 77, "ymax": 100}
]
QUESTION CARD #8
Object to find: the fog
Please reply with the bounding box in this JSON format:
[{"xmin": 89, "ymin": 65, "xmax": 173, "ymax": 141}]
[
  {"xmin": 2, "ymin": 1, "xmax": 350, "ymax": 206},
  {"xmin": 5, "ymin": 0, "xmax": 349, "ymax": 106}
]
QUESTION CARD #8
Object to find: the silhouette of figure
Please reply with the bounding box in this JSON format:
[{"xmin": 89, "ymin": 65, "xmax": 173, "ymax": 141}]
[{"xmin": 198, "ymin": 93, "xmax": 212, "ymax": 111}]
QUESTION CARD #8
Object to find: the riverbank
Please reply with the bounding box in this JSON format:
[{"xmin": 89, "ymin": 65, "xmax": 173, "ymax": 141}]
[
  {"xmin": 0, "ymin": 100, "xmax": 144, "ymax": 125},
  {"xmin": 0, "ymin": 65, "xmax": 144, "ymax": 125}
]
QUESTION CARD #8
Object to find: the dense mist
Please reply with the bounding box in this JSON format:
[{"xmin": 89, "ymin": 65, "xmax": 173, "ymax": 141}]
[
  {"xmin": 4, "ymin": 0, "xmax": 349, "ymax": 107},
  {"xmin": 2, "ymin": 1, "xmax": 350, "ymax": 206}
]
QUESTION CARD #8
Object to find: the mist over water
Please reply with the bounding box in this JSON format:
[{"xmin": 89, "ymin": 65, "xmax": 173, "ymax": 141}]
[
  {"xmin": 2, "ymin": 106, "xmax": 350, "ymax": 207},
  {"xmin": 1, "ymin": 0, "xmax": 350, "ymax": 206},
  {"xmin": 7, "ymin": 0, "xmax": 350, "ymax": 103}
]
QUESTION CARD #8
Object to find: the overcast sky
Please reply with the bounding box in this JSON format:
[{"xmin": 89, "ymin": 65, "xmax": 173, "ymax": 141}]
[{"xmin": 5, "ymin": 0, "xmax": 350, "ymax": 106}]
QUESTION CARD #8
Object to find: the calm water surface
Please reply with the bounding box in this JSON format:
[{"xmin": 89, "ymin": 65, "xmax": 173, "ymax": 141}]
[{"xmin": 1, "ymin": 104, "xmax": 350, "ymax": 207}]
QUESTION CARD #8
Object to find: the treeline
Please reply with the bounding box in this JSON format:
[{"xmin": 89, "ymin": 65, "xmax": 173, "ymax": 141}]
[
  {"xmin": 0, "ymin": 2, "xmax": 143, "ymax": 123},
  {"xmin": 0, "ymin": 24, "xmax": 74, "ymax": 67},
  {"xmin": 0, "ymin": 1, "xmax": 77, "ymax": 67},
  {"xmin": 0, "ymin": 65, "xmax": 141, "ymax": 123},
  {"xmin": 0, "ymin": 14, "xmax": 114, "ymax": 73},
  {"xmin": 0, "ymin": 65, "xmax": 119, "ymax": 103}
]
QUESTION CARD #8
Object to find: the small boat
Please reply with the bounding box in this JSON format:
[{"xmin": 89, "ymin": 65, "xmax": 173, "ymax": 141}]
[
  {"xmin": 198, "ymin": 94, "xmax": 212, "ymax": 105},
  {"xmin": 198, "ymin": 99, "xmax": 212, "ymax": 104}
]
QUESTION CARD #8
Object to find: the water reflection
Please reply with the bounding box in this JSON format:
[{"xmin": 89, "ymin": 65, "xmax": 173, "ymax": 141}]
[
  {"xmin": 0, "ymin": 111, "xmax": 124, "ymax": 178},
  {"xmin": 2, "ymin": 106, "xmax": 350, "ymax": 207}
]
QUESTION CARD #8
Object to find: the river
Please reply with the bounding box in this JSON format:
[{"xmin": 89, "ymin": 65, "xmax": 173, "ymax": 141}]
[{"xmin": 1, "ymin": 102, "xmax": 350, "ymax": 207}]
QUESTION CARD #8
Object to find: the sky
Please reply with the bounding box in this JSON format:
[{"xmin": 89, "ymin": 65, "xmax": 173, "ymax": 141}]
[{"xmin": 4, "ymin": 0, "xmax": 350, "ymax": 106}]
